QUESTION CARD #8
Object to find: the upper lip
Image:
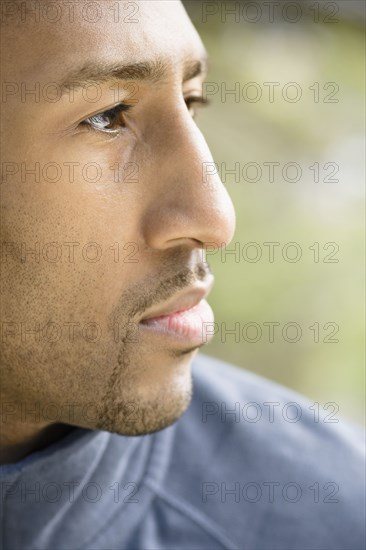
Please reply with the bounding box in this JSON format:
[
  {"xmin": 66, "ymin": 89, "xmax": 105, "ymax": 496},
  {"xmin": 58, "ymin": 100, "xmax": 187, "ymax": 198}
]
[{"xmin": 139, "ymin": 274, "xmax": 215, "ymax": 322}]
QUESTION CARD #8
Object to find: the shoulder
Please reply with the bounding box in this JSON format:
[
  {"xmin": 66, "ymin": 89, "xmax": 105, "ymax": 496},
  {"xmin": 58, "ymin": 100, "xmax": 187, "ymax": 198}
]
[
  {"xmin": 190, "ymin": 352, "xmax": 364, "ymax": 457},
  {"xmin": 164, "ymin": 352, "xmax": 365, "ymax": 550}
]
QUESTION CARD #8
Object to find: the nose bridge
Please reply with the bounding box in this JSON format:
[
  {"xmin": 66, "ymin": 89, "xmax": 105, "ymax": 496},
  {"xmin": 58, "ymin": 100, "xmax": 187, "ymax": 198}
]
[{"xmin": 171, "ymin": 112, "xmax": 218, "ymax": 188}]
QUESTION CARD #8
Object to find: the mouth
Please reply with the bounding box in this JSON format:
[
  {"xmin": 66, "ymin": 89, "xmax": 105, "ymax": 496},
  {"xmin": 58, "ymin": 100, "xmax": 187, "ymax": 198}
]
[{"xmin": 138, "ymin": 274, "xmax": 216, "ymax": 345}]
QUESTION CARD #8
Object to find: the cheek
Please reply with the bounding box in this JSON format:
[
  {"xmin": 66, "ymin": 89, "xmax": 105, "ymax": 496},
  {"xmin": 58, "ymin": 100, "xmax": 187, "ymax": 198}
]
[
  {"xmin": 1, "ymin": 205, "xmax": 139, "ymax": 322},
  {"xmin": 1, "ymin": 160, "xmax": 141, "ymax": 327},
  {"xmin": 0, "ymin": 121, "xmax": 156, "ymax": 340}
]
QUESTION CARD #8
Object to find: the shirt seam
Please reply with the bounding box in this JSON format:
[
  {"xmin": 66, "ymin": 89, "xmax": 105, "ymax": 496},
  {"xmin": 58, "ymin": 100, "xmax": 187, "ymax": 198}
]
[{"xmin": 144, "ymin": 478, "xmax": 240, "ymax": 549}]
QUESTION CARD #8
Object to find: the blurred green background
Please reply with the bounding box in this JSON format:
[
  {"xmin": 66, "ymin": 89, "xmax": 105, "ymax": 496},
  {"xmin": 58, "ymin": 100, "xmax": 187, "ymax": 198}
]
[{"xmin": 183, "ymin": 0, "xmax": 365, "ymax": 426}]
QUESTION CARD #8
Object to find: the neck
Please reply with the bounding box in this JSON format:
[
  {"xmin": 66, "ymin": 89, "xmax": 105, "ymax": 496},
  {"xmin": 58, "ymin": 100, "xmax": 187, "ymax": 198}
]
[{"xmin": 0, "ymin": 423, "xmax": 74, "ymax": 465}]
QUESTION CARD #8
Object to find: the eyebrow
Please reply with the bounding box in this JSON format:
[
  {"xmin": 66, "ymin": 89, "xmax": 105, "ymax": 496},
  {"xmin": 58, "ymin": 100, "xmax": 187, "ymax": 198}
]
[{"xmin": 58, "ymin": 55, "xmax": 208, "ymax": 96}]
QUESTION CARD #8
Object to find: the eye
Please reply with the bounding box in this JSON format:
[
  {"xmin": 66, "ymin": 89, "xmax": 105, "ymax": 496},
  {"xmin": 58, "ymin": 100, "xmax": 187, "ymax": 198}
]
[
  {"xmin": 81, "ymin": 103, "xmax": 131, "ymax": 134},
  {"xmin": 185, "ymin": 96, "xmax": 209, "ymax": 119}
]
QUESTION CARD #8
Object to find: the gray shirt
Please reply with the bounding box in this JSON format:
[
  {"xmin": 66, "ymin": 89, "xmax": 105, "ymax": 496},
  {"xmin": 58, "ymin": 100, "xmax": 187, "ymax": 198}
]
[{"xmin": 1, "ymin": 354, "xmax": 365, "ymax": 549}]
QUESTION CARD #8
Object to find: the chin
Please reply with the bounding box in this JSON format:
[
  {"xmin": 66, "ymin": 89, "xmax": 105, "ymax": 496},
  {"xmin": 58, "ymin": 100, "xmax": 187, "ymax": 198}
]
[
  {"xmin": 96, "ymin": 389, "xmax": 193, "ymax": 436},
  {"xmin": 94, "ymin": 356, "xmax": 194, "ymax": 436}
]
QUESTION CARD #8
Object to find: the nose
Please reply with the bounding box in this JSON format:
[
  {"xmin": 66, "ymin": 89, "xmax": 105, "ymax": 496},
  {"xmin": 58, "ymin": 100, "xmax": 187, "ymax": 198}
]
[{"xmin": 142, "ymin": 108, "xmax": 236, "ymax": 252}]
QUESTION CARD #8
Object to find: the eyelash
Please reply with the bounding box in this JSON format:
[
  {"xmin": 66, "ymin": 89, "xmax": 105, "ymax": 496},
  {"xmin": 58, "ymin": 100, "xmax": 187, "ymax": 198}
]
[
  {"xmin": 81, "ymin": 96, "xmax": 209, "ymax": 135},
  {"xmin": 186, "ymin": 96, "xmax": 209, "ymax": 118}
]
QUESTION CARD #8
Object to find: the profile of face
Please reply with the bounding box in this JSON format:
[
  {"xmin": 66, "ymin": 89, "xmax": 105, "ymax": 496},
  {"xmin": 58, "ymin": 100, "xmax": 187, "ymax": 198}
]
[{"xmin": 0, "ymin": 0, "xmax": 235, "ymax": 452}]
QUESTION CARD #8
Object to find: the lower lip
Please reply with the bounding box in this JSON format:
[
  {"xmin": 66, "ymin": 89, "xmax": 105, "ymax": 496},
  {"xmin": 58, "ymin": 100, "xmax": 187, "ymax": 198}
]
[{"xmin": 139, "ymin": 299, "xmax": 215, "ymax": 345}]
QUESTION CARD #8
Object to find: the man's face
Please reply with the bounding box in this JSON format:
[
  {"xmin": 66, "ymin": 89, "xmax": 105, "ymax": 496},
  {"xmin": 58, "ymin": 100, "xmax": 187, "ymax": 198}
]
[{"xmin": 0, "ymin": 0, "xmax": 235, "ymax": 437}]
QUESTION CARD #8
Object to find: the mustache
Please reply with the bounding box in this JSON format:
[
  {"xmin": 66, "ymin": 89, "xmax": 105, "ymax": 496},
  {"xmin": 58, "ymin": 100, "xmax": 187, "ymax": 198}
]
[
  {"xmin": 108, "ymin": 261, "xmax": 212, "ymax": 330},
  {"xmin": 129, "ymin": 262, "xmax": 211, "ymax": 318}
]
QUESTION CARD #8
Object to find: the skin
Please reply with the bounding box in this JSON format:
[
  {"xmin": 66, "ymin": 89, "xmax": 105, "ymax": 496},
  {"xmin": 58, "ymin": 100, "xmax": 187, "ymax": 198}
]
[{"xmin": 0, "ymin": 0, "xmax": 235, "ymax": 464}]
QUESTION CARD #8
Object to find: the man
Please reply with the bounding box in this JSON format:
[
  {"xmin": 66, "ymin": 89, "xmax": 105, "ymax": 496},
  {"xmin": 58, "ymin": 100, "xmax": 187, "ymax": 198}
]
[{"xmin": 0, "ymin": 1, "xmax": 364, "ymax": 549}]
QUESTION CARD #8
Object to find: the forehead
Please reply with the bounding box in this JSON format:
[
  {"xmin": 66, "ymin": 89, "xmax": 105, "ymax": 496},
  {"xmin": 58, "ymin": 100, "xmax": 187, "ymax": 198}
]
[{"xmin": 2, "ymin": 0, "xmax": 206, "ymax": 82}]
